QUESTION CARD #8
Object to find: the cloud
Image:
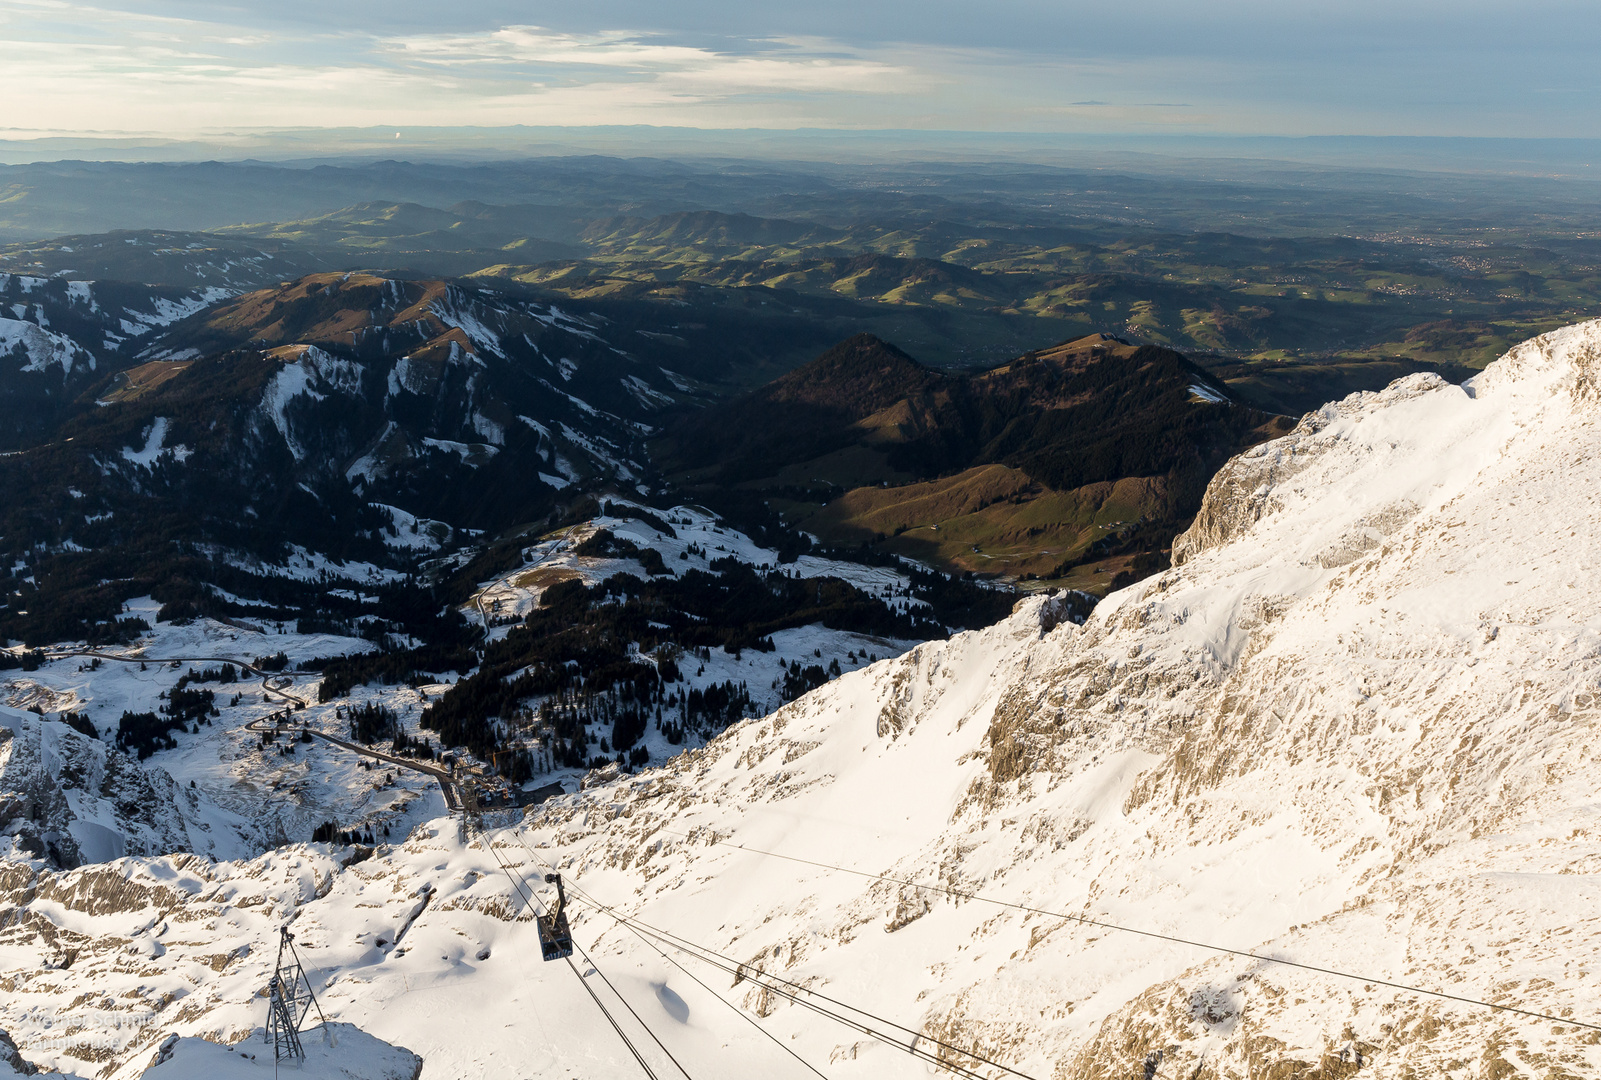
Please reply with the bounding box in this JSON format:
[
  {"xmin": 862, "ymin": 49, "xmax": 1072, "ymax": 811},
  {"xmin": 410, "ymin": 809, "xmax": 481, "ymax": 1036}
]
[
  {"xmin": 0, "ymin": 11, "xmax": 931, "ymax": 135},
  {"xmin": 380, "ymin": 26, "xmax": 917, "ymax": 95},
  {"xmin": 1, "ymin": 1, "xmax": 1598, "ymax": 139}
]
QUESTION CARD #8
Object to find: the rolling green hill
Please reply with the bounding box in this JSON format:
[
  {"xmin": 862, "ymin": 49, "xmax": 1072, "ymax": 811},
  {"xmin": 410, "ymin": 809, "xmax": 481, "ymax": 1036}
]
[{"xmin": 212, "ymin": 201, "xmax": 582, "ymax": 276}]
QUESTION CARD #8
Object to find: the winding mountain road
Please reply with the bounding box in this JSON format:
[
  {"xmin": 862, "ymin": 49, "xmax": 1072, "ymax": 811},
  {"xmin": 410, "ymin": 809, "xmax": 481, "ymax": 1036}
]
[
  {"xmin": 472, "ymin": 533, "xmax": 573, "ymax": 635},
  {"xmin": 43, "ymin": 647, "xmax": 462, "ymax": 810},
  {"xmin": 243, "ymin": 716, "xmax": 462, "ymax": 812}
]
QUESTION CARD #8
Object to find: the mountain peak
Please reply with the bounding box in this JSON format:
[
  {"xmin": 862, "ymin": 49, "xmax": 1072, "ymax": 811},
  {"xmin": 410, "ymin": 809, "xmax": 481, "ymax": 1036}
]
[{"xmin": 761, "ymin": 333, "xmax": 938, "ymax": 411}]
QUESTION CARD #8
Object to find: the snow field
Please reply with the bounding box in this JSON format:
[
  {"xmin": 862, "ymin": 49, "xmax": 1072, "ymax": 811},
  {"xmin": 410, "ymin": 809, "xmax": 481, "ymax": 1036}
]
[
  {"xmin": 223, "ymin": 546, "xmax": 409, "ymax": 586},
  {"xmin": 1, "ymin": 600, "xmax": 449, "ymax": 860}
]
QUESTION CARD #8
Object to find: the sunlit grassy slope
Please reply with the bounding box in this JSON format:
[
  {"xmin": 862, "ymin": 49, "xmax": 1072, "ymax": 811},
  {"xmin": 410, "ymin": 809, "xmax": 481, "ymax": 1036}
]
[{"xmin": 659, "ymin": 332, "xmax": 1293, "ymax": 592}]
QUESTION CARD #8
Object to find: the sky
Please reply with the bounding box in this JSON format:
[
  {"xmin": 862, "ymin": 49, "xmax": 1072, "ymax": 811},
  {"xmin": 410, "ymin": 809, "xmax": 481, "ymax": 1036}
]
[{"xmin": 2, "ymin": 0, "xmax": 1599, "ymax": 140}]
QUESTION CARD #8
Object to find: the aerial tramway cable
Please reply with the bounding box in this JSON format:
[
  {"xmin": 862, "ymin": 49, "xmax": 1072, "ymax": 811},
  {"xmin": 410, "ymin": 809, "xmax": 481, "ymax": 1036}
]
[
  {"xmin": 567, "ymin": 928, "xmax": 700, "ymax": 1080},
  {"xmin": 508, "ymin": 827, "xmax": 1031, "ymax": 1080},
  {"xmin": 657, "ymin": 829, "xmax": 1601, "ymax": 1036},
  {"xmin": 502, "ymin": 831, "xmax": 831, "ymax": 1080},
  {"xmin": 565, "ymin": 950, "xmax": 663, "ymax": 1080},
  {"xmin": 480, "ymin": 836, "xmax": 675, "ymax": 1080},
  {"xmin": 601, "ymin": 913, "xmax": 998, "ymax": 1080}
]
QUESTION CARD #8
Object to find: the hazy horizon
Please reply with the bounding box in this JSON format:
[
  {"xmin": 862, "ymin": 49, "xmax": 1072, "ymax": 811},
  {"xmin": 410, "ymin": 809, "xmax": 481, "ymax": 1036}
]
[{"xmin": 4, "ymin": 128, "xmax": 1601, "ymax": 185}]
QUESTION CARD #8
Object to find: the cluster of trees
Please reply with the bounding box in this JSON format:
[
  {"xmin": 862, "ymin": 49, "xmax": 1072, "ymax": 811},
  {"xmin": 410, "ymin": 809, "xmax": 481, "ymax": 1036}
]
[
  {"xmin": 0, "ymin": 649, "xmax": 45, "ymax": 671},
  {"xmin": 346, "ymin": 702, "xmax": 397, "ymax": 744},
  {"xmin": 311, "ymin": 821, "xmax": 380, "ymax": 845},
  {"xmin": 0, "ymin": 552, "xmax": 152, "ymax": 646},
  {"xmin": 416, "ymin": 558, "xmax": 942, "ymax": 781},
  {"xmin": 314, "ymin": 634, "xmax": 476, "ymax": 703},
  {"xmin": 116, "ymin": 710, "xmax": 181, "ymax": 759},
  {"xmin": 781, "ymin": 661, "xmax": 832, "ymax": 702},
  {"xmin": 174, "ymin": 664, "xmax": 237, "ymax": 690},
  {"xmin": 537, "ymin": 684, "xmax": 653, "ymax": 769},
  {"xmin": 166, "ymin": 686, "xmax": 218, "ymax": 725},
  {"xmin": 529, "ymin": 677, "xmax": 752, "ymax": 770},
  {"xmin": 681, "ymin": 681, "xmax": 754, "ymax": 729},
  {"xmin": 117, "ymin": 674, "xmax": 225, "ymax": 758},
  {"xmin": 58, "ymin": 710, "xmax": 97, "ymax": 738},
  {"xmin": 390, "ymin": 730, "xmax": 436, "ymax": 760}
]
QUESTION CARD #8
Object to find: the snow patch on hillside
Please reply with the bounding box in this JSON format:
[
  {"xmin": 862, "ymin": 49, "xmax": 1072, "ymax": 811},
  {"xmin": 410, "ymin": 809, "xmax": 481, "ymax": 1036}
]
[
  {"xmin": 472, "ymin": 503, "xmax": 926, "ymax": 625},
  {"xmin": 371, "ymin": 504, "xmax": 450, "ymax": 552},
  {"xmin": 65, "ymin": 280, "xmax": 98, "ymax": 312},
  {"xmin": 429, "ymin": 294, "xmax": 505, "ymax": 359},
  {"xmin": 260, "ymin": 346, "xmax": 363, "ymax": 461},
  {"xmin": 227, "ymin": 546, "xmax": 407, "ymax": 586},
  {"xmin": 122, "ymin": 417, "xmax": 191, "ymax": 466},
  {"xmin": 0, "ymin": 317, "xmax": 94, "ymax": 375}
]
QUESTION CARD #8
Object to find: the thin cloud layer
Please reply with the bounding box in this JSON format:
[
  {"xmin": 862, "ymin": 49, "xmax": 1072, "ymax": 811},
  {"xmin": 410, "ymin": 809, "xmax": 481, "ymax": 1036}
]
[
  {"xmin": 2, "ymin": 9, "xmax": 932, "ymax": 132},
  {"xmin": 1, "ymin": 0, "xmax": 1598, "ymax": 138},
  {"xmin": 383, "ymin": 26, "xmax": 915, "ymax": 93}
]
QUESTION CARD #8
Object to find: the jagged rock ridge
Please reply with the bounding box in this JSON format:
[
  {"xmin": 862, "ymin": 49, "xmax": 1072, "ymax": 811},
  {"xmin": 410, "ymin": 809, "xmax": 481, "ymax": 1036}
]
[{"xmin": 0, "ymin": 706, "xmax": 260, "ymax": 867}]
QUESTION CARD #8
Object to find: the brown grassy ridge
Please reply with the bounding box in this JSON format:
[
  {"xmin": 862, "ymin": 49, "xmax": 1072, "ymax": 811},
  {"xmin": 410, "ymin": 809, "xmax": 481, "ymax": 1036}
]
[
  {"xmin": 797, "ymin": 464, "xmax": 1170, "ymax": 578},
  {"xmin": 663, "ymin": 329, "xmax": 1292, "ymax": 590},
  {"xmin": 96, "ymin": 359, "xmax": 195, "ymax": 404}
]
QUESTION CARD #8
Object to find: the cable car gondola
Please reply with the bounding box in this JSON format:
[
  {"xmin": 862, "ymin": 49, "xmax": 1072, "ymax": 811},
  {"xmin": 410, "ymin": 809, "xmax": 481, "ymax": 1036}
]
[{"xmin": 536, "ymin": 873, "xmax": 574, "ymax": 961}]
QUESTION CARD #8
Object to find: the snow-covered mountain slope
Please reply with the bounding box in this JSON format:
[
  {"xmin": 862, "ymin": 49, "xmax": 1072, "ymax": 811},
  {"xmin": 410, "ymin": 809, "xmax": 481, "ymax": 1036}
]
[
  {"xmin": 6, "ymin": 321, "xmax": 1601, "ymax": 1079},
  {"xmin": 144, "ymin": 272, "xmax": 679, "ymax": 493},
  {"xmin": 0, "ymin": 603, "xmax": 458, "ymax": 871},
  {"xmin": 469, "ymin": 501, "xmax": 931, "ymax": 703},
  {"xmin": 0, "ymin": 272, "xmax": 683, "ymax": 605},
  {"xmin": 521, "ymin": 319, "xmax": 1600, "ymax": 1079},
  {"xmin": 0, "ymin": 274, "xmax": 232, "ymax": 447},
  {"xmin": 0, "ymin": 272, "xmax": 705, "ymax": 650},
  {"xmin": 0, "ymin": 705, "xmax": 256, "ymax": 867},
  {"xmin": 473, "ymin": 502, "xmax": 929, "ymax": 632}
]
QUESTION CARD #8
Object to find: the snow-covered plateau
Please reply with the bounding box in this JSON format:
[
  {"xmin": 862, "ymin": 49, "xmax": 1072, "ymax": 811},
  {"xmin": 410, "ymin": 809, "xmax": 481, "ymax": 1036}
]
[{"xmin": 6, "ymin": 321, "xmax": 1601, "ymax": 1078}]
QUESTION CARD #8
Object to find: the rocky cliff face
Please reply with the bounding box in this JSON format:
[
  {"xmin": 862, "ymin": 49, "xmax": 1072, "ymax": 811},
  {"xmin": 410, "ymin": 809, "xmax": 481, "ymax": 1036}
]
[
  {"xmin": 0, "ymin": 707, "xmax": 257, "ymax": 869},
  {"xmin": 3, "ymin": 322, "xmax": 1601, "ymax": 1080}
]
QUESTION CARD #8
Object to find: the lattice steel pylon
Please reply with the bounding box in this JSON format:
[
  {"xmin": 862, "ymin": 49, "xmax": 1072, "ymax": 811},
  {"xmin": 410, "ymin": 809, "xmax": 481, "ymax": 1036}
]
[
  {"xmin": 459, "ymin": 772, "xmax": 484, "ymax": 840},
  {"xmin": 265, "ymin": 925, "xmax": 327, "ymax": 1063}
]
